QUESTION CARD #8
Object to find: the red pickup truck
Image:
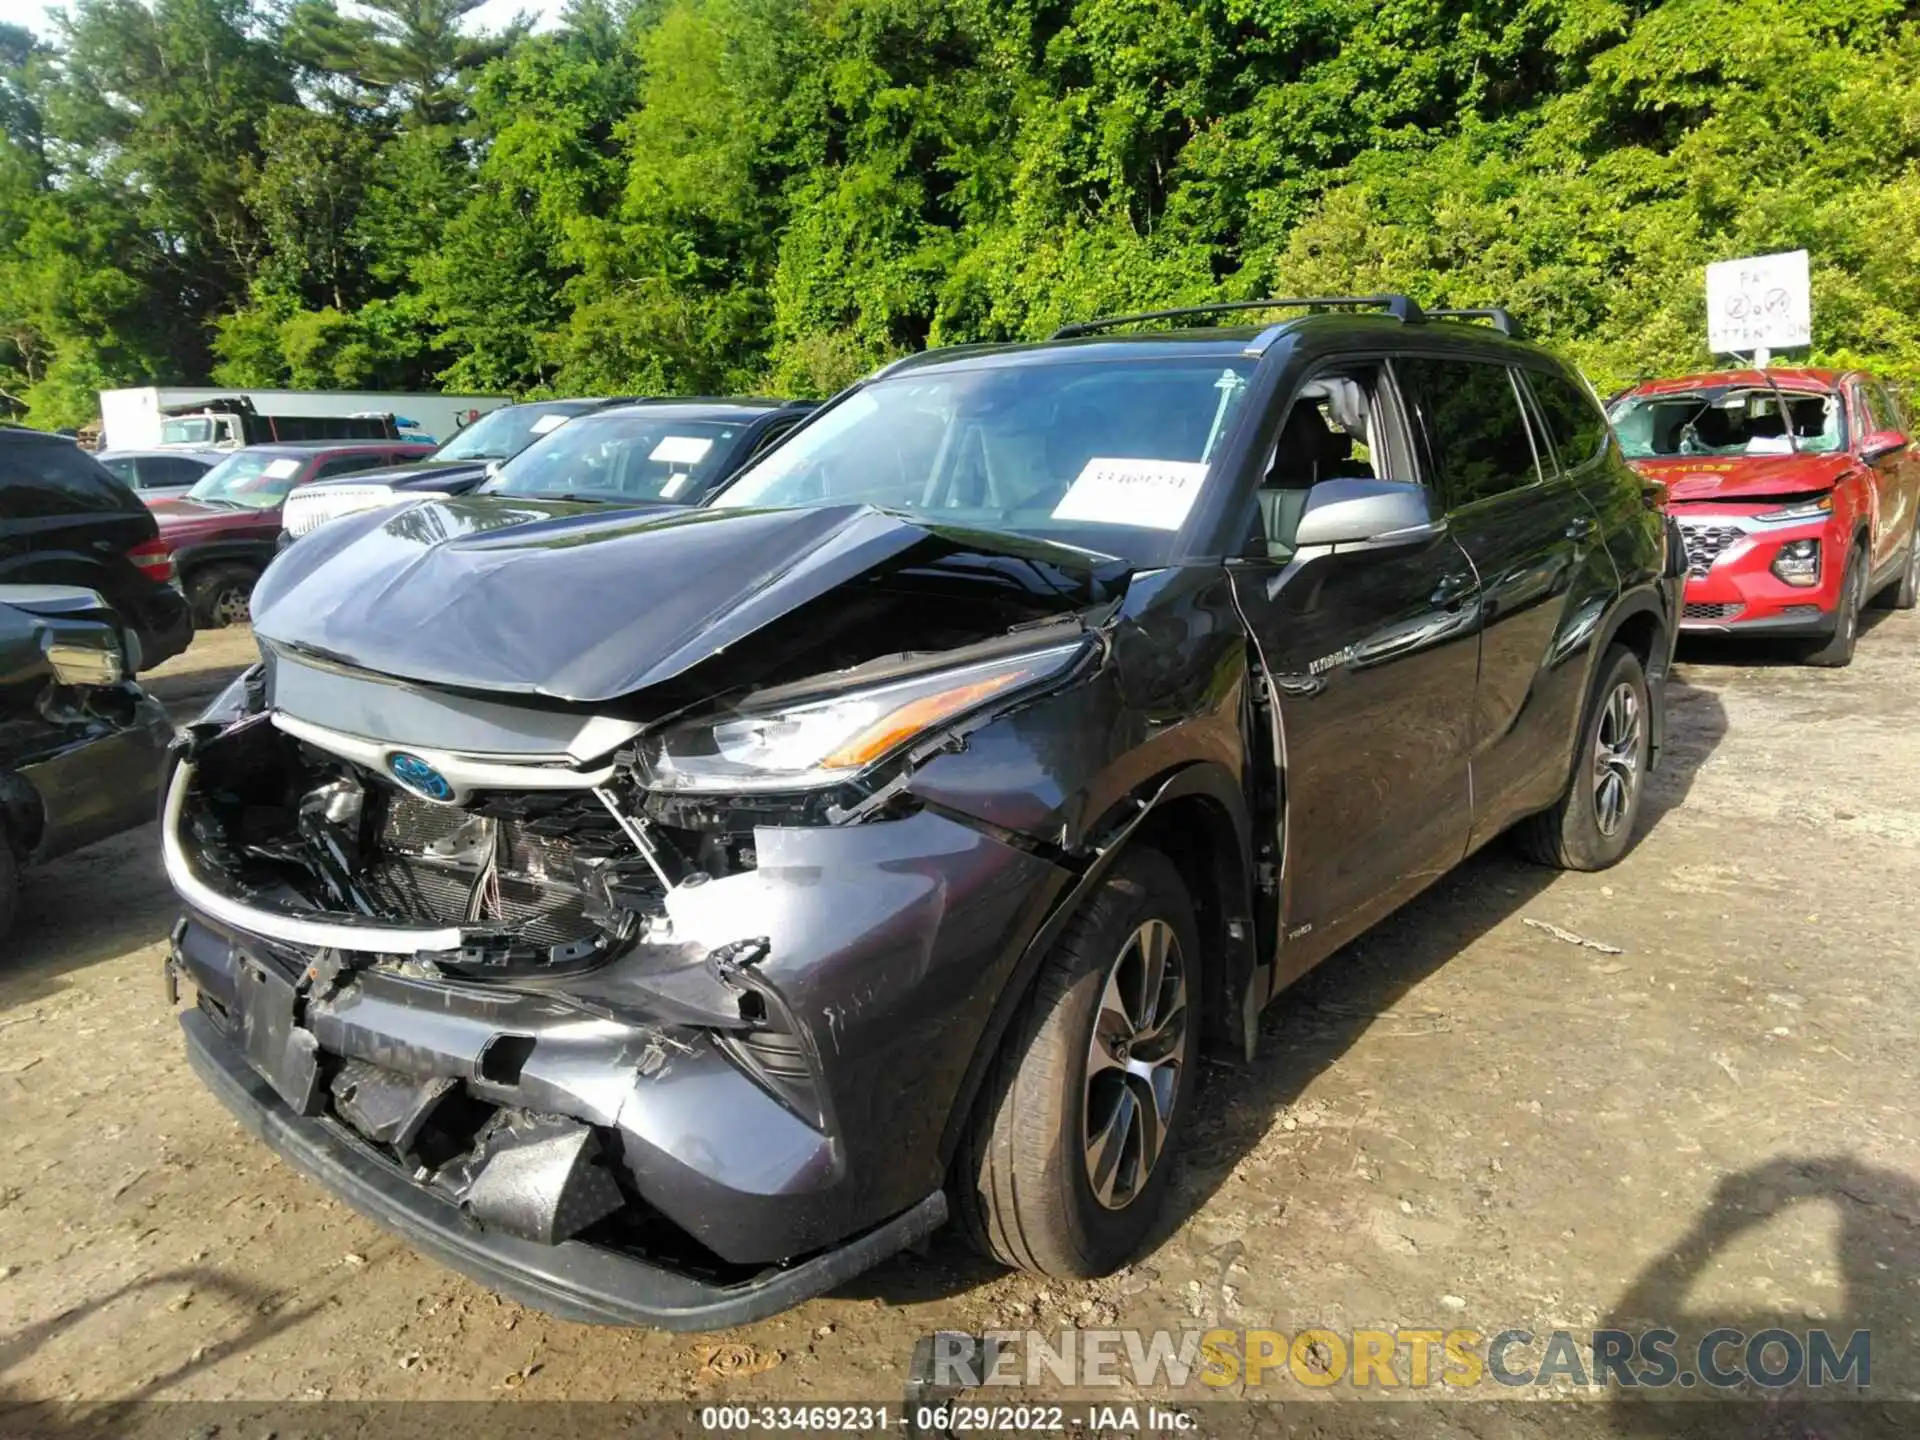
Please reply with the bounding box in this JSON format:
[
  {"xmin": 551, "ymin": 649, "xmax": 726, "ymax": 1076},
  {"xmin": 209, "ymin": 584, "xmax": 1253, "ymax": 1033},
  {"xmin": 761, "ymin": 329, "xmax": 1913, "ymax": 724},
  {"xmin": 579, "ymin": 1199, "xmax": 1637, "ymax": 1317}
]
[
  {"xmin": 149, "ymin": 439, "xmax": 433, "ymax": 627},
  {"xmin": 1608, "ymin": 368, "xmax": 1920, "ymax": 666}
]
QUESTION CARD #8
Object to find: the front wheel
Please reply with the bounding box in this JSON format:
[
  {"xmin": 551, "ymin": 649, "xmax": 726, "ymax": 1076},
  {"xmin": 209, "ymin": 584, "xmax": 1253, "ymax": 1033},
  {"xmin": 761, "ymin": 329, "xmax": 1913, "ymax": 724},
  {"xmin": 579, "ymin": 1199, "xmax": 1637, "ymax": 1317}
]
[
  {"xmin": 1802, "ymin": 544, "xmax": 1866, "ymax": 667},
  {"xmin": 1516, "ymin": 643, "xmax": 1652, "ymax": 872},
  {"xmin": 954, "ymin": 847, "xmax": 1200, "ymax": 1278}
]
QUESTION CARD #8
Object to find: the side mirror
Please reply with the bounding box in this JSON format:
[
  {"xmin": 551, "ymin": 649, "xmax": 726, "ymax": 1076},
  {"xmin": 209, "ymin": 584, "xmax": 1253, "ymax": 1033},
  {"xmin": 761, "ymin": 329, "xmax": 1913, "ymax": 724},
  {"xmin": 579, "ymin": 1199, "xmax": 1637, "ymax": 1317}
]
[
  {"xmin": 1292, "ymin": 478, "xmax": 1444, "ymax": 551},
  {"xmin": 1861, "ymin": 430, "xmax": 1909, "ymax": 464}
]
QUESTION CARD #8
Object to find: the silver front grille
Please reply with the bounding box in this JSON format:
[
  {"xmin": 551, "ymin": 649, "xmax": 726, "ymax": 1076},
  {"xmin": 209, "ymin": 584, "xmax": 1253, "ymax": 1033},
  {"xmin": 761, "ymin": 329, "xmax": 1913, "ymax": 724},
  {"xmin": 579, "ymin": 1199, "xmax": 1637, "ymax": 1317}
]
[
  {"xmin": 283, "ymin": 484, "xmax": 399, "ymax": 538},
  {"xmin": 1680, "ymin": 524, "xmax": 1744, "ymax": 578}
]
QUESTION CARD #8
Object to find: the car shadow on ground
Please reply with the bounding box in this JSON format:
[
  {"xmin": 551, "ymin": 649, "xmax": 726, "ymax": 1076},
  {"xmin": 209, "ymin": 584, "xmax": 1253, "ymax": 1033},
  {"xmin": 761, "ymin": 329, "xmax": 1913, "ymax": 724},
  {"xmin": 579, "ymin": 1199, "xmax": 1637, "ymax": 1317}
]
[
  {"xmin": 0, "ymin": 1266, "xmax": 333, "ymax": 1420},
  {"xmin": 1601, "ymin": 1154, "xmax": 1915, "ymax": 1435},
  {"xmin": 1676, "ymin": 607, "xmax": 1901, "ymax": 669},
  {"xmin": 841, "ymin": 673, "xmax": 1730, "ymax": 1307}
]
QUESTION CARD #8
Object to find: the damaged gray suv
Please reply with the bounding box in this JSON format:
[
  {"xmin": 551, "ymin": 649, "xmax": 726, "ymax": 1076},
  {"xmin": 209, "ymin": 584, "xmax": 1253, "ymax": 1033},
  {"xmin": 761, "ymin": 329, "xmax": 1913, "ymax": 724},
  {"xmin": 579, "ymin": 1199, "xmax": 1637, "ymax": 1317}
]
[{"xmin": 164, "ymin": 296, "xmax": 1682, "ymax": 1328}]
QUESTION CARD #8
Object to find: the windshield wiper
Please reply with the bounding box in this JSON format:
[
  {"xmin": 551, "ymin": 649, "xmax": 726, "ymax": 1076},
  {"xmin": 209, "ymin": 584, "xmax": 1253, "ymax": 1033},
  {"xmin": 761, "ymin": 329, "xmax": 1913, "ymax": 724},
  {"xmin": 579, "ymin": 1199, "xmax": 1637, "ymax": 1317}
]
[{"xmin": 509, "ymin": 490, "xmax": 627, "ymax": 505}]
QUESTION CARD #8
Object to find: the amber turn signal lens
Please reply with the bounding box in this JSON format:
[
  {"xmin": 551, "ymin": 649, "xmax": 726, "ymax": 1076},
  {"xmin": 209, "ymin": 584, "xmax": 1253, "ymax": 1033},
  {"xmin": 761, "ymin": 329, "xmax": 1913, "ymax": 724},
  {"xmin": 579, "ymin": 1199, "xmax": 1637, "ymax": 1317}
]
[{"xmin": 818, "ymin": 671, "xmax": 1027, "ymax": 769}]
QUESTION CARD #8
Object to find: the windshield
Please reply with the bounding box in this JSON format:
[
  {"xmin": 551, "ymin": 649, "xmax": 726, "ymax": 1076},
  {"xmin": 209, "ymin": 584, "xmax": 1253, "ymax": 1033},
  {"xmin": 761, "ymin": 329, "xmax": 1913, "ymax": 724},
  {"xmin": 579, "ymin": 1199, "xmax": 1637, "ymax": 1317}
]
[
  {"xmin": 1608, "ymin": 387, "xmax": 1847, "ymax": 459},
  {"xmin": 710, "ymin": 357, "xmax": 1257, "ymax": 565},
  {"xmin": 186, "ymin": 451, "xmax": 308, "ymax": 510},
  {"xmin": 433, "ymin": 404, "xmax": 583, "ymax": 463},
  {"xmin": 480, "ymin": 414, "xmax": 745, "ymax": 504},
  {"xmin": 161, "ymin": 417, "xmax": 216, "ymax": 446}
]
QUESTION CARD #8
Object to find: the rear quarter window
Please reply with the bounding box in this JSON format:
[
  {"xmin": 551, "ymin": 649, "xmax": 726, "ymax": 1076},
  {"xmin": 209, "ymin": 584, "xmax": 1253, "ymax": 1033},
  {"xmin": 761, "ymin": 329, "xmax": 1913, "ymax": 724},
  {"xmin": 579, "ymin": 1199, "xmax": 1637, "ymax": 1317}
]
[{"xmin": 0, "ymin": 441, "xmax": 142, "ymax": 519}]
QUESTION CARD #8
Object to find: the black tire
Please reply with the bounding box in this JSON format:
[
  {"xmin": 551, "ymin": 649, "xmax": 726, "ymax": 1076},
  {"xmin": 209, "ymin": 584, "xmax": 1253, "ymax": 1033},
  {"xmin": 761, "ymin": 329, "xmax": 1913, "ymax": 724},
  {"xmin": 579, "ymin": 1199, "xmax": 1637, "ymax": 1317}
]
[
  {"xmin": 0, "ymin": 836, "xmax": 18, "ymax": 945},
  {"xmin": 1516, "ymin": 643, "xmax": 1652, "ymax": 872},
  {"xmin": 1873, "ymin": 521, "xmax": 1919, "ymax": 611},
  {"xmin": 187, "ymin": 563, "xmax": 258, "ymax": 629},
  {"xmin": 1802, "ymin": 543, "xmax": 1866, "ymax": 667},
  {"xmin": 954, "ymin": 847, "xmax": 1201, "ymax": 1278}
]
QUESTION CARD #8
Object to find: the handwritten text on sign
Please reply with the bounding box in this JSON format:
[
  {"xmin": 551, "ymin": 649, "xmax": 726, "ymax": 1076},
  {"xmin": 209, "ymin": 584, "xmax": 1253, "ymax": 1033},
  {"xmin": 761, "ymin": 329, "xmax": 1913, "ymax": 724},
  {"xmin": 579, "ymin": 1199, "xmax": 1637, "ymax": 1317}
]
[
  {"xmin": 1706, "ymin": 250, "xmax": 1811, "ymax": 354},
  {"xmin": 1051, "ymin": 457, "xmax": 1210, "ymax": 531}
]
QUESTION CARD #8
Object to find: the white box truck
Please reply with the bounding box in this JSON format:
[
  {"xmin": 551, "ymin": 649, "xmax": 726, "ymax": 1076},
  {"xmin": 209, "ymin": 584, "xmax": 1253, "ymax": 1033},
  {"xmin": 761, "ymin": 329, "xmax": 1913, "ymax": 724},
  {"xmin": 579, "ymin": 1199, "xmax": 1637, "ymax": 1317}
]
[{"xmin": 98, "ymin": 387, "xmax": 510, "ymax": 452}]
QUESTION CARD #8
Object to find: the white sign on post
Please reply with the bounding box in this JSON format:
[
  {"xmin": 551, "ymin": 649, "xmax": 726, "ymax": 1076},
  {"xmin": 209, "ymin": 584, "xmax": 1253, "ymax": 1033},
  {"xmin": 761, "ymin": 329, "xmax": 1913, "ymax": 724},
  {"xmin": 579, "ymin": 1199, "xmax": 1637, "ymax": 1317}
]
[{"xmin": 1706, "ymin": 250, "xmax": 1811, "ymax": 356}]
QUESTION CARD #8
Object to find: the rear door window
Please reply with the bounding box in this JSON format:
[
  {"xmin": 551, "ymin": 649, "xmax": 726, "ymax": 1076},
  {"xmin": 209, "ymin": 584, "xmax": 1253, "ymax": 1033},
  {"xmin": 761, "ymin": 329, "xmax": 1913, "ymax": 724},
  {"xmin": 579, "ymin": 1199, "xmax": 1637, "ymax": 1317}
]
[
  {"xmin": 1526, "ymin": 371, "xmax": 1611, "ymax": 472},
  {"xmin": 312, "ymin": 454, "xmax": 384, "ymax": 481},
  {"xmin": 146, "ymin": 455, "xmax": 210, "ymax": 488},
  {"xmin": 1395, "ymin": 358, "xmax": 1544, "ymax": 508}
]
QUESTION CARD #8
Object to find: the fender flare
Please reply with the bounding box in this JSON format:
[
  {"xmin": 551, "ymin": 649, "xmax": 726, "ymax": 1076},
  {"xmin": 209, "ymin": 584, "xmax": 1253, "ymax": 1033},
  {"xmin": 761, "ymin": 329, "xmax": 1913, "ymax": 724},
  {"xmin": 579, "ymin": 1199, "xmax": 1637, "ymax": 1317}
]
[
  {"xmin": 1590, "ymin": 584, "xmax": 1675, "ymax": 767},
  {"xmin": 174, "ymin": 538, "xmax": 275, "ymax": 581},
  {"xmin": 935, "ymin": 758, "xmax": 1258, "ymax": 1166}
]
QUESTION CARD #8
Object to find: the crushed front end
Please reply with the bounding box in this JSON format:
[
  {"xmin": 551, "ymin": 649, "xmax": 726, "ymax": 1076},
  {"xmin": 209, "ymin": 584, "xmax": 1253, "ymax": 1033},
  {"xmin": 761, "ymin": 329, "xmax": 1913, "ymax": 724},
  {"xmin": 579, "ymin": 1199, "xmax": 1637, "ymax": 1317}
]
[{"xmin": 163, "ymin": 505, "xmax": 1123, "ymax": 1326}]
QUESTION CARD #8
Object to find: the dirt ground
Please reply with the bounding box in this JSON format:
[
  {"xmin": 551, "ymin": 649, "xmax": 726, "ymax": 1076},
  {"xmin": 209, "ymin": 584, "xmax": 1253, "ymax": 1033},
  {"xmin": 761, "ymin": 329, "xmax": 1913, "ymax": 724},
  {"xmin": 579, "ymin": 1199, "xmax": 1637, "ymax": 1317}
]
[{"xmin": 3, "ymin": 613, "xmax": 1918, "ymax": 1425}]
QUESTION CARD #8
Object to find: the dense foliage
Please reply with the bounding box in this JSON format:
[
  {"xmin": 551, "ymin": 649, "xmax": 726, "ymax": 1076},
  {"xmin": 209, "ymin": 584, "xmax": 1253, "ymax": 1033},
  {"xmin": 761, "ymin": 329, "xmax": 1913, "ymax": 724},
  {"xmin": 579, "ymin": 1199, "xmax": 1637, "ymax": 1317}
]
[{"xmin": 3, "ymin": 0, "xmax": 1917, "ymax": 426}]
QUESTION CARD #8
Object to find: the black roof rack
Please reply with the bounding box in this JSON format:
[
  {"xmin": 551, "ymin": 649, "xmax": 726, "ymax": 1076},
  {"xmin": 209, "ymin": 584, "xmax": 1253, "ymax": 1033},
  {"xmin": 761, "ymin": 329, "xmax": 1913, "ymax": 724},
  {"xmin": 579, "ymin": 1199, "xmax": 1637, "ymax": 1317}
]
[
  {"xmin": 1427, "ymin": 307, "xmax": 1522, "ymax": 338},
  {"xmin": 1050, "ymin": 294, "xmax": 1426, "ymax": 340}
]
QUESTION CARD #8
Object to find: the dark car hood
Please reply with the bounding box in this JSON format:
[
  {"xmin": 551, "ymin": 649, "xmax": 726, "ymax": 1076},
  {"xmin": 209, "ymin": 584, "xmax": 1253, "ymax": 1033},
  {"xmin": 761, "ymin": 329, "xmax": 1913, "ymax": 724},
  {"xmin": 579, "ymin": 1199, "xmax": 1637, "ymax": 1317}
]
[
  {"xmin": 1630, "ymin": 453, "xmax": 1856, "ymax": 503},
  {"xmin": 301, "ymin": 458, "xmax": 489, "ymax": 493},
  {"xmin": 249, "ymin": 497, "xmax": 1127, "ymax": 704}
]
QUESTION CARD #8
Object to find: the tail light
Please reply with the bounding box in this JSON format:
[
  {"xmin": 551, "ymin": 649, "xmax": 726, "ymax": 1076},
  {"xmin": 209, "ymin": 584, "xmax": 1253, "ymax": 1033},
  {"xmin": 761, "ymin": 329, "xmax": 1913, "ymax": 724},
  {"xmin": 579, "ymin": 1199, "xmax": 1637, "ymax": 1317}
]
[{"xmin": 129, "ymin": 538, "xmax": 176, "ymax": 584}]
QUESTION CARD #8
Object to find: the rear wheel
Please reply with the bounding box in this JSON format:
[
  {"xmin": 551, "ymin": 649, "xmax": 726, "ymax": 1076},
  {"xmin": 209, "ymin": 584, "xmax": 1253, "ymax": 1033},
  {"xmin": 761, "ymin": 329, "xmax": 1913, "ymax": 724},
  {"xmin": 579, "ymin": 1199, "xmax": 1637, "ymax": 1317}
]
[
  {"xmin": 187, "ymin": 563, "xmax": 258, "ymax": 629},
  {"xmin": 1802, "ymin": 544, "xmax": 1866, "ymax": 667},
  {"xmin": 954, "ymin": 847, "xmax": 1200, "ymax": 1277},
  {"xmin": 1516, "ymin": 643, "xmax": 1651, "ymax": 872},
  {"xmin": 1875, "ymin": 520, "xmax": 1920, "ymax": 611},
  {"xmin": 0, "ymin": 835, "xmax": 18, "ymax": 944}
]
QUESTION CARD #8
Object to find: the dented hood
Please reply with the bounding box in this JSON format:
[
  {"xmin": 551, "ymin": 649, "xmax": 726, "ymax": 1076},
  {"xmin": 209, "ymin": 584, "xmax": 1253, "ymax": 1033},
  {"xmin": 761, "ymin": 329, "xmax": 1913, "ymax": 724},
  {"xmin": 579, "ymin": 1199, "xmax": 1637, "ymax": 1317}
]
[
  {"xmin": 1630, "ymin": 452, "xmax": 1857, "ymax": 503},
  {"xmin": 249, "ymin": 496, "xmax": 1124, "ymax": 703}
]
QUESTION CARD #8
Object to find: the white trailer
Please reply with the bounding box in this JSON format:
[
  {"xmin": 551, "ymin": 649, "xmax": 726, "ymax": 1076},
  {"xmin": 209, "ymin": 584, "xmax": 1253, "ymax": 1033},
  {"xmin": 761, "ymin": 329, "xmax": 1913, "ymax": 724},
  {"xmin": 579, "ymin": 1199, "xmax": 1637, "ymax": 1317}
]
[{"xmin": 98, "ymin": 387, "xmax": 510, "ymax": 451}]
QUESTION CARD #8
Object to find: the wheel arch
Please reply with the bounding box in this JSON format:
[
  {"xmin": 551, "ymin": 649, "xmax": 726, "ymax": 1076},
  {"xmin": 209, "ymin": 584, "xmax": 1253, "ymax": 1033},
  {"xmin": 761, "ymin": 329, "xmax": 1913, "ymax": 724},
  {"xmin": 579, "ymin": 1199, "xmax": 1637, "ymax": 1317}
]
[
  {"xmin": 936, "ymin": 759, "xmax": 1259, "ymax": 1168},
  {"xmin": 1594, "ymin": 589, "xmax": 1672, "ymax": 769}
]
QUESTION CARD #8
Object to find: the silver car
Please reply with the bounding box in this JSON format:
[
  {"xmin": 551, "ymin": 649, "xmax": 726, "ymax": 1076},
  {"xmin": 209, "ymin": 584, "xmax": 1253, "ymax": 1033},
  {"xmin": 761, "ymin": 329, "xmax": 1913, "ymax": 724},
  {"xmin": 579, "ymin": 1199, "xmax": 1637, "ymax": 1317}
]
[{"xmin": 95, "ymin": 448, "xmax": 223, "ymax": 505}]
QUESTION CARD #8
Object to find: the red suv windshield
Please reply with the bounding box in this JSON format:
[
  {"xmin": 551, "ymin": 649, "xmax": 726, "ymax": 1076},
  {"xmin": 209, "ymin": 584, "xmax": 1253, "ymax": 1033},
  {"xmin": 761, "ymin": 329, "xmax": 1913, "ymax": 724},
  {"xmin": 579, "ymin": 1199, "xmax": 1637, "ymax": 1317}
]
[{"xmin": 1609, "ymin": 386, "xmax": 1847, "ymax": 459}]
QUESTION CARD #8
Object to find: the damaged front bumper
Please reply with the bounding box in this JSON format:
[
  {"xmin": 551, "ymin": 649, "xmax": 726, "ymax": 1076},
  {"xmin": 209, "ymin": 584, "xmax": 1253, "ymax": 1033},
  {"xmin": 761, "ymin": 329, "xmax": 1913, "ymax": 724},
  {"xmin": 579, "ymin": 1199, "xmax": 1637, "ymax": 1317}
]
[
  {"xmin": 163, "ymin": 715, "xmax": 1069, "ymax": 1325},
  {"xmin": 178, "ymin": 1007, "xmax": 947, "ymax": 1328}
]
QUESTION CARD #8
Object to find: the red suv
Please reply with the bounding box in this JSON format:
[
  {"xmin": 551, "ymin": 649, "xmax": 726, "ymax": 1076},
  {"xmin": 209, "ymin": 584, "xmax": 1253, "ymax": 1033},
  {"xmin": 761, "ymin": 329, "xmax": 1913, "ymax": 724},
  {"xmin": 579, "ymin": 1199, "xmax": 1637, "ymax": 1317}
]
[
  {"xmin": 151, "ymin": 440, "xmax": 433, "ymax": 627},
  {"xmin": 1609, "ymin": 368, "xmax": 1920, "ymax": 665}
]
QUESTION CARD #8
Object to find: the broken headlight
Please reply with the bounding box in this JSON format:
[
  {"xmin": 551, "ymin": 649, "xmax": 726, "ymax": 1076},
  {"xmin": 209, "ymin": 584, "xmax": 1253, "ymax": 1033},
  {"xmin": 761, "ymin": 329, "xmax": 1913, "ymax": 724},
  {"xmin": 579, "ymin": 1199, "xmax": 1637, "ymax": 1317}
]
[
  {"xmin": 42, "ymin": 631, "xmax": 124, "ymax": 688},
  {"xmin": 640, "ymin": 641, "xmax": 1087, "ymax": 794}
]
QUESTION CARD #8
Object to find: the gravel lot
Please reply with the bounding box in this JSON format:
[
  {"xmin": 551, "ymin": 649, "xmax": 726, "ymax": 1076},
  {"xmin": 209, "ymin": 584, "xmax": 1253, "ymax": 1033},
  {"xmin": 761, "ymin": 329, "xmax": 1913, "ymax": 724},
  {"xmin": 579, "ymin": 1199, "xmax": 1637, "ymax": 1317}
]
[{"xmin": 2, "ymin": 614, "xmax": 1917, "ymax": 1425}]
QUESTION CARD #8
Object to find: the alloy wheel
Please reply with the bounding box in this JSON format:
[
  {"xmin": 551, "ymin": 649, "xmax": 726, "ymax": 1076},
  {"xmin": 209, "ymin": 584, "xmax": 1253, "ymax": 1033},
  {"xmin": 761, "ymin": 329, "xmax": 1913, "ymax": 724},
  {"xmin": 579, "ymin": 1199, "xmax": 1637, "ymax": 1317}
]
[
  {"xmin": 1083, "ymin": 918, "xmax": 1188, "ymax": 1211},
  {"xmin": 210, "ymin": 585, "xmax": 251, "ymax": 627},
  {"xmin": 1592, "ymin": 681, "xmax": 1642, "ymax": 838}
]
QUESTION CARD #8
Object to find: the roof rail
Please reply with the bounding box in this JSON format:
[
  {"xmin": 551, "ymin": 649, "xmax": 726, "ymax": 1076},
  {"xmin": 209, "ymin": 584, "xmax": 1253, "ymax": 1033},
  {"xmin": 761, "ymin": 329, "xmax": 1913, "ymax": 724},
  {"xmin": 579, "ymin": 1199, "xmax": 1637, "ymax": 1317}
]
[
  {"xmin": 1050, "ymin": 294, "xmax": 1425, "ymax": 340},
  {"xmin": 1427, "ymin": 307, "xmax": 1522, "ymax": 338}
]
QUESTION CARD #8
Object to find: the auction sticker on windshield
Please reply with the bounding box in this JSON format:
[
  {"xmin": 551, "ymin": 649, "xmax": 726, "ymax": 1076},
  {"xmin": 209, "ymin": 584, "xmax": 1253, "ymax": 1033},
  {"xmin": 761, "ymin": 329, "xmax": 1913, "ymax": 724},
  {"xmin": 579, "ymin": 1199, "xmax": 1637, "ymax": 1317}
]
[
  {"xmin": 530, "ymin": 412, "xmax": 571, "ymax": 435},
  {"xmin": 1051, "ymin": 457, "xmax": 1209, "ymax": 531},
  {"xmin": 263, "ymin": 458, "xmax": 303, "ymax": 479},
  {"xmin": 651, "ymin": 435, "xmax": 715, "ymax": 466}
]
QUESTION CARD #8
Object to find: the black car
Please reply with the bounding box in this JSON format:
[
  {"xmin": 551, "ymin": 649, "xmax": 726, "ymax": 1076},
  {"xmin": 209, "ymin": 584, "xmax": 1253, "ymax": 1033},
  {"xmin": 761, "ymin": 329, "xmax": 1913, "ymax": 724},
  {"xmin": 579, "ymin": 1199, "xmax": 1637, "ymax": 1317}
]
[
  {"xmin": 1, "ymin": 427, "xmax": 195, "ymax": 671},
  {"xmin": 161, "ymin": 296, "xmax": 1681, "ymax": 1328},
  {"xmin": 0, "ymin": 585, "xmax": 175, "ymax": 938},
  {"xmin": 279, "ymin": 398, "xmax": 815, "ymax": 543}
]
